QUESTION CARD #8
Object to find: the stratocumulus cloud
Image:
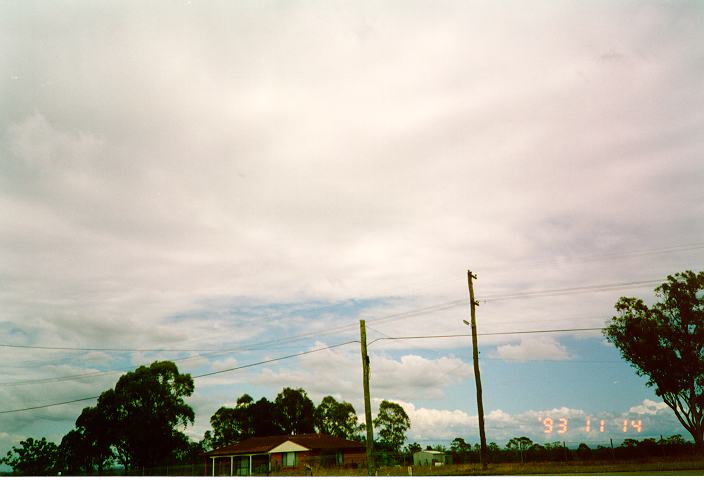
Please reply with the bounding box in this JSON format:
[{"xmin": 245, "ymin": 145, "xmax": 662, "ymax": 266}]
[{"xmin": 1, "ymin": 0, "xmax": 703, "ymax": 461}]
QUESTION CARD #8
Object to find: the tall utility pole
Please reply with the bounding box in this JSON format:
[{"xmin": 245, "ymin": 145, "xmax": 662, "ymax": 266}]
[
  {"xmin": 360, "ymin": 320, "xmax": 375, "ymax": 475},
  {"xmin": 468, "ymin": 270, "xmax": 488, "ymax": 470}
]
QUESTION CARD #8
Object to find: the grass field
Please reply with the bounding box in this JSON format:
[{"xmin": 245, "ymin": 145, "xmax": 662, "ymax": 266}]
[
  {"xmin": 4, "ymin": 458, "xmax": 703, "ymax": 476},
  {"xmin": 286, "ymin": 457, "xmax": 704, "ymax": 476},
  {"xmin": 382, "ymin": 459, "xmax": 704, "ymax": 476}
]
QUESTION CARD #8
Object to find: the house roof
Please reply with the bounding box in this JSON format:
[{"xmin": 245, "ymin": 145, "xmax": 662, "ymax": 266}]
[{"xmin": 206, "ymin": 433, "xmax": 365, "ymax": 457}]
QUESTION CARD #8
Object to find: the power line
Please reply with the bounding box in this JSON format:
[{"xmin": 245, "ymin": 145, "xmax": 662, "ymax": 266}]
[
  {"xmin": 1, "ymin": 325, "xmax": 607, "ymax": 388},
  {"xmin": 0, "ymin": 281, "xmax": 638, "ymax": 385},
  {"xmin": 0, "ymin": 344, "xmax": 235, "ymax": 353},
  {"xmin": 191, "ymin": 340, "xmax": 359, "ymax": 379},
  {"xmin": 480, "ymin": 327, "xmax": 603, "ymax": 336},
  {"xmin": 0, "ymin": 276, "xmax": 664, "ymax": 390},
  {"xmin": 0, "ymin": 340, "xmax": 359, "ymax": 414},
  {"xmin": 0, "ymin": 325, "xmax": 619, "ymax": 412},
  {"xmin": 0, "ymin": 370, "xmax": 122, "ymax": 387},
  {"xmin": 8, "ymin": 242, "xmax": 688, "ymax": 363},
  {"xmin": 471, "ymin": 242, "xmax": 704, "ymax": 274},
  {"xmin": 366, "ymin": 327, "xmax": 603, "ymax": 345},
  {"xmin": 0, "ymin": 348, "xmax": 240, "ymax": 387},
  {"xmin": 0, "ymin": 278, "xmax": 663, "ymax": 356},
  {"xmin": 0, "ymin": 338, "xmax": 354, "ymax": 387},
  {"xmin": 0, "ymin": 330, "xmax": 366, "ymax": 387},
  {"xmin": 0, "ymin": 396, "xmax": 100, "ymax": 414},
  {"xmin": 481, "ymin": 279, "xmax": 663, "ymax": 303},
  {"xmin": 0, "ymin": 300, "xmax": 465, "ymax": 356},
  {"xmin": 376, "ymin": 242, "xmax": 704, "ymax": 298}
]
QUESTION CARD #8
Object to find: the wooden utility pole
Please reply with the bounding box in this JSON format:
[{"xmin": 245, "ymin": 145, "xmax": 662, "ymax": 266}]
[
  {"xmin": 468, "ymin": 270, "xmax": 488, "ymax": 470},
  {"xmin": 360, "ymin": 320, "xmax": 375, "ymax": 475}
]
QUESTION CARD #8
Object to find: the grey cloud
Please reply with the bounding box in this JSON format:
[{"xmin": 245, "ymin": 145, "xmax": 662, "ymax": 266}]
[{"xmin": 1, "ymin": 0, "xmax": 703, "ymax": 454}]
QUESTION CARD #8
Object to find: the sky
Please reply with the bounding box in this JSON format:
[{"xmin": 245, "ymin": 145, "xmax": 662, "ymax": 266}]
[{"xmin": 1, "ymin": 0, "xmax": 704, "ymax": 465}]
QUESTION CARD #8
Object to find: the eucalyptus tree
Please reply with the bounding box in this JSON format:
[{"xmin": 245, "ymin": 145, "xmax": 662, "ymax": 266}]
[
  {"xmin": 604, "ymin": 271, "xmax": 704, "ymax": 451},
  {"xmin": 314, "ymin": 396, "xmax": 359, "ymax": 439},
  {"xmin": 373, "ymin": 400, "xmax": 410, "ymax": 453}
]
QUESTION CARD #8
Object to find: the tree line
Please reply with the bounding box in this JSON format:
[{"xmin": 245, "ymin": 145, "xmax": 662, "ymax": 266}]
[
  {"xmin": 203, "ymin": 388, "xmax": 410, "ymax": 454},
  {"xmin": 440, "ymin": 434, "xmax": 697, "ymax": 464},
  {"xmin": 1, "ymin": 363, "xmax": 411, "ymax": 475}
]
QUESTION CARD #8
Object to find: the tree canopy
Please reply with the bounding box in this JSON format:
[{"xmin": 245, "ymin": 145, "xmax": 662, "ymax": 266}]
[
  {"xmin": 506, "ymin": 437, "xmax": 533, "ymax": 451},
  {"xmin": 450, "ymin": 437, "xmax": 471, "ymax": 453},
  {"xmin": 603, "ymin": 271, "xmax": 704, "ymax": 450},
  {"xmin": 109, "ymin": 361, "xmax": 195, "ymax": 468},
  {"xmin": 208, "ymin": 394, "xmax": 284, "ymax": 447},
  {"xmin": 2, "ymin": 437, "xmax": 60, "ymax": 476},
  {"xmin": 506, "ymin": 436, "xmax": 533, "ymax": 463},
  {"xmin": 274, "ymin": 387, "xmax": 315, "ymax": 435},
  {"xmin": 70, "ymin": 400, "xmax": 116, "ymax": 473},
  {"xmin": 58, "ymin": 426, "xmax": 113, "ymax": 475},
  {"xmin": 314, "ymin": 396, "xmax": 359, "ymax": 439},
  {"xmin": 373, "ymin": 400, "xmax": 411, "ymax": 453}
]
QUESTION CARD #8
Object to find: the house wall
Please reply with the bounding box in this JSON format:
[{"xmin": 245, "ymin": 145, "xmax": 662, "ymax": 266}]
[
  {"xmin": 272, "ymin": 449, "xmax": 366, "ymax": 470},
  {"xmin": 269, "ymin": 451, "xmax": 309, "ymax": 472},
  {"xmin": 302, "ymin": 449, "xmax": 367, "ymax": 469},
  {"xmin": 270, "ymin": 452, "xmax": 283, "ymax": 468},
  {"xmin": 207, "ymin": 446, "xmax": 368, "ymax": 475},
  {"xmin": 342, "ymin": 450, "xmax": 367, "ymax": 467}
]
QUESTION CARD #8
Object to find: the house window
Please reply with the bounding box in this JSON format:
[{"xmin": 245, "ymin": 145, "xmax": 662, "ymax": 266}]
[{"xmin": 283, "ymin": 452, "xmax": 297, "ymax": 467}]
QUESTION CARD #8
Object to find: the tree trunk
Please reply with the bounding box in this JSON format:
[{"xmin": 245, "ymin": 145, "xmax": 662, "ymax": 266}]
[{"xmin": 694, "ymin": 434, "xmax": 704, "ymax": 455}]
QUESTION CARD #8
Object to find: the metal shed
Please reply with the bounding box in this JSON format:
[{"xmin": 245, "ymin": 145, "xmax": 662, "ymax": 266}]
[{"xmin": 413, "ymin": 450, "xmax": 452, "ymax": 466}]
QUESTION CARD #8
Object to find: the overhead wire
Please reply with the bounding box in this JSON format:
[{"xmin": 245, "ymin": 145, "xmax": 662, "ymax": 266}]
[
  {"xmin": 0, "ymin": 340, "xmax": 360, "ymax": 414},
  {"xmin": 3, "ymin": 239, "xmax": 699, "ymax": 364},
  {"xmin": 0, "ymin": 277, "xmax": 667, "ymax": 358},
  {"xmin": 475, "ymin": 242, "xmax": 704, "ymax": 273},
  {"xmin": 391, "ymin": 242, "xmax": 704, "ymax": 297},
  {"xmin": 0, "ymin": 336, "xmax": 344, "ymax": 387},
  {"xmin": 1, "ymin": 326, "xmax": 607, "ymax": 393},
  {"xmin": 0, "ymin": 278, "xmax": 662, "ymax": 387},
  {"xmin": 0, "ymin": 396, "xmax": 102, "ymax": 414},
  {"xmin": 481, "ymin": 279, "xmax": 664, "ymax": 303},
  {"xmin": 0, "ymin": 322, "xmax": 607, "ymax": 388},
  {"xmin": 366, "ymin": 327, "xmax": 604, "ymax": 346},
  {"xmin": 191, "ymin": 340, "xmax": 358, "ymax": 379},
  {"xmin": 2, "ymin": 242, "xmax": 699, "ymax": 415}
]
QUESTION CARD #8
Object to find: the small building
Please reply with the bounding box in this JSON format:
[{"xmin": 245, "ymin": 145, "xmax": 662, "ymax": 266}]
[
  {"xmin": 413, "ymin": 450, "xmax": 453, "ymax": 466},
  {"xmin": 204, "ymin": 433, "xmax": 367, "ymax": 476}
]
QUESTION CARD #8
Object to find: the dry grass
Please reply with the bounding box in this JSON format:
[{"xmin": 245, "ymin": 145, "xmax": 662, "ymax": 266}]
[{"xmin": 269, "ymin": 457, "xmax": 704, "ymax": 476}]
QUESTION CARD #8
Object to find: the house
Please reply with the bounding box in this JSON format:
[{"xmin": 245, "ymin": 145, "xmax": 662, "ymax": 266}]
[
  {"xmin": 204, "ymin": 433, "xmax": 367, "ymax": 476},
  {"xmin": 413, "ymin": 450, "xmax": 453, "ymax": 466}
]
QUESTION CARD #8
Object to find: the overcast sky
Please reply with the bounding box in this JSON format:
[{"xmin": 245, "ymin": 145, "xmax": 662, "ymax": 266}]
[{"xmin": 1, "ymin": 0, "xmax": 703, "ymax": 463}]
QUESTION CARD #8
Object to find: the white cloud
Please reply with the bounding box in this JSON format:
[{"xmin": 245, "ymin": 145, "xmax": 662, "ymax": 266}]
[
  {"xmin": 251, "ymin": 345, "xmax": 471, "ymax": 407},
  {"xmin": 368, "ymin": 399, "xmax": 687, "ymax": 447},
  {"xmin": 491, "ymin": 337, "xmax": 571, "ymax": 361},
  {"xmin": 211, "ymin": 357, "xmax": 238, "ymax": 371},
  {"xmin": 372, "ymin": 354, "xmax": 473, "ymax": 399},
  {"xmin": 628, "ymin": 398, "xmax": 669, "ymax": 415},
  {"xmin": 392, "ymin": 400, "xmax": 475, "ymax": 441}
]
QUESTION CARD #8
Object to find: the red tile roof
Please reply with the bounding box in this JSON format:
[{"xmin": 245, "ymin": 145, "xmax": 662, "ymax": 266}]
[{"xmin": 206, "ymin": 433, "xmax": 365, "ymax": 456}]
